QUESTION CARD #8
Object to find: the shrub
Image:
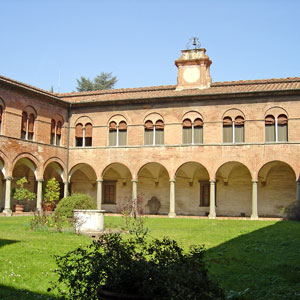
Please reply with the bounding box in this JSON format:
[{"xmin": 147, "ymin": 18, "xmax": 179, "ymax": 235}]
[
  {"xmin": 284, "ymin": 201, "xmax": 300, "ymax": 221},
  {"xmin": 43, "ymin": 178, "xmax": 60, "ymax": 206},
  {"xmin": 49, "ymin": 233, "xmax": 225, "ymax": 300},
  {"xmin": 13, "ymin": 177, "xmax": 36, "ymax": 205},
  {"xmin": 54, "ymin": 193, "xmax": 96, "ymax": 219}
]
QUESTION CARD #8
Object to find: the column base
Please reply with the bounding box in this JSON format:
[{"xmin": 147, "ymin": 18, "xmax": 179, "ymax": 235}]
[
  {"xmin": 250, "ymin": 214, "xmax": 258, "ymax": 220},
  {"xmin": 3, "ymin": 209, "xmax": 12, "ymax": 216},
  {"xmin": 168, "ymin": 212, "xmax": 176, "ymax": 218},
  {"xmin": 208, "ymin": 213, "xmax": 216, "ymax": 219}
]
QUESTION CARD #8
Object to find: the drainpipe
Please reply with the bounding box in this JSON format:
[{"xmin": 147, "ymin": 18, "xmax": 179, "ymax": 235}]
[{"xmin": 65, "ymin": 103, "xmax": 72, "ymax": 194}]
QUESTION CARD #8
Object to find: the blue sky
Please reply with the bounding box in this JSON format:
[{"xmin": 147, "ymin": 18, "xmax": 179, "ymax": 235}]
[{"xmin": 1, "ymin": 0, "xmax": 300, "ymax": 92}]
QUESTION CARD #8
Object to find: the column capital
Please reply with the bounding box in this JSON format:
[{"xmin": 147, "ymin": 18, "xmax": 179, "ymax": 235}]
[
  {"xmin": 252, "ymin": 180, "xmax": 258, "ymax": 184},
  {"xmin": 37, "ymin": 179, "xmax": 44, "ymax": 182},
  {"xmin": 5, "ymin": 176, "xmax": 13, "ymax": 181},
  {"xmin": 169, "ymin": 179, "xmax": 175, "ymax": 183},
  {"xmin": 96, "ymin": 178, "xmax": 103, "ymax": 183},
  {"xmin": 209, "ymin": 180, "xmax": 216, "ymax": 184},
  {"xmin": 131, "ymin": 179, "xmax": 138, "ymax": 183},
  {"xmin": 63, "ymin": 181, "xmax": 70, "ymax": 184},
  {"xmin": 296, "ymin": 179, "xmax": 300, "ymax": 183}
]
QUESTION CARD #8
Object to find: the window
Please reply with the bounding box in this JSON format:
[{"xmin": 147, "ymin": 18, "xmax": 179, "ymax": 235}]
[
  {"xmin": 144, "ymin": 119, "xmax": 164, "ymax": 145},
  {"xmin": 75, "ymin": 123, "xmax": 92, "ymax": 147},
  {"xmin": 199, "ymin": 181, "xmax": 210, "ymax": 207},
  {"xmin": 109, "ymin": 121, "xmax": 127, "ymax": 146},
  {"xmin": 51, "ymin": 119, "xmax": 62, "ymax": 146},
  {"xmin": 265, "ymin": 114, "xmax": 287, "ymax": 142},
  {"xmin": 223, "ymin": 116, "xmax": 244, "ymax": 143},
  {"xmin": 182, "ymin": 118, "xmax": 203, "ymax": 144},
  {"xmin": 103, "ymin": 181, "xmax": 116, "ymax": 204},
  {"xmin": 21, "ymin": 111, "xmax": 35, "ymax": 140}
]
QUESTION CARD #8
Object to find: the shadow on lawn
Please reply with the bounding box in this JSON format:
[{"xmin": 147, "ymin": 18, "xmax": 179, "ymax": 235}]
[
  {"xmin": 0, "ymin": 284, "xmax": 59, "ymax": 300},
  {"xmin": 205, "ymin": 220, "xmax": 300, "ymax": 300},
  {"xmin": 0, "ymin": 238, "xmax": 20, "ymax": 248}
]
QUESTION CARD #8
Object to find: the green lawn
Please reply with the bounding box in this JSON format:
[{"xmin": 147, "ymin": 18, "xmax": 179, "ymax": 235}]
[{"xmin": 0, "ymin": 216, "xmax": 300, "ymax": 300}]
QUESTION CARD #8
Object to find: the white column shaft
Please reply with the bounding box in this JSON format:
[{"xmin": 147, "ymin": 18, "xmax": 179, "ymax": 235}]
[
  {"xmin": 4, "ymin": 177, "xmax": 12, "ymax": 213},
  {"xmin": 168, "ymin": 180, "xmax": 176, "ymax": 217},
  {"xmin": 208, "ymin": 180, "xmax": 216, "ymax": 219},
  {"xmin": 37, "ymin": 180, "xmax": 43, "ymax": 212},
  {"xmin": 251, "ymin": 180, "xmax": 258, "ymax": 220},
  {"xmin": 97, "ymin": 180, "xmax": 103, "ymax": 209}
]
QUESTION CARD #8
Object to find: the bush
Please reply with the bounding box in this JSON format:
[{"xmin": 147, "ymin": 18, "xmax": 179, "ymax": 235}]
[
  {"xmin": 284, "ymin": 202, "xmax": 300, "ymax": 221},
  {"xmin": 54, "ymin": 193, "xmax": 96, "ymax": 219},
  {"xmin": 49, "ymin": 233, "xmax": 225, "ymax": 300}
]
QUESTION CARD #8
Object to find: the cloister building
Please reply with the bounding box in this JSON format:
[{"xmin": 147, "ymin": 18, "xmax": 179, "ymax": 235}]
[{"xmin": 1, "ymin": 46, "xmax": 300, "ymax": 218}]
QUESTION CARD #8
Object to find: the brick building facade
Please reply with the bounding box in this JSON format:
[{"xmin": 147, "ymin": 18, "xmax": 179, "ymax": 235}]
[{"xmin": 1, "ymin": 47, "xmax": 300, "ymax": 218}]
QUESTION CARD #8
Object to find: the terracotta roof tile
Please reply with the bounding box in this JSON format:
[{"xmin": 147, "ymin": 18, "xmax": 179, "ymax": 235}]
[{"xmin": 58, "ymin": 77, "xmax": 300, "ymax": 103}]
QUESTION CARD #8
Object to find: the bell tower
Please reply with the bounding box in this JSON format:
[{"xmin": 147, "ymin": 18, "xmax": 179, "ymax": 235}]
[{"xmin": 175, "ymin": 38, "xmax": 212, "ymax": 90}]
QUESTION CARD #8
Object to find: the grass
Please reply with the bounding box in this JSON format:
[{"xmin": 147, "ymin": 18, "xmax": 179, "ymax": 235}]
[{"xmin": 0, "ymin": 216, "xmax": 300, "ymax": 299}]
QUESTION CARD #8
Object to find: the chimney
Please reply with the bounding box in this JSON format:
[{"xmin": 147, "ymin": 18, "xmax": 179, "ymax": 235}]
[{"xmin": 175, "ymin": 48, "xmax": 212, "ymax": 90}]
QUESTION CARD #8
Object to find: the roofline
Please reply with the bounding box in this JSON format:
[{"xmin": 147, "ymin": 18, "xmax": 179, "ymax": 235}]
[{"xmin": 0, "ymin": 75, "xmax": 69, "ymax": 105}]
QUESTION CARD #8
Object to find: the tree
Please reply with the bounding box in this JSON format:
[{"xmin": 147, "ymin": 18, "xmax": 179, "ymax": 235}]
[
  {"xmin": 43, "ymin": 178, "xmax": 60, "ymax": 206},
  {"xmin": 76, "ymin": 72, "xmax": 117, "ymax": 92}
]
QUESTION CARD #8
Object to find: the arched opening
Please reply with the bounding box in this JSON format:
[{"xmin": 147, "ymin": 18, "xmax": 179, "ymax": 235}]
[
  {"xmin": 138, "ymin": 162, "xmax": 170, "ymax": 215},
  {"xmin": 258, "ymin": 161, "xmax": 296, "ymax": 217},
  {"xmin": 43, "ymin": 162, "xmax": 65, "ymax": 200},
  {"xmin": 102, "ymin": 163, "xmax": 132, "ymax": 212},
  {"xmin": 216, "ymin": 162, "xmax": 252, "ymax": 217},
  {"xmin": 69, "ymin": 164, "xmax": 97, "ymax": 202},
  {"xmin": 12, "ymin": 158, "xmax": 37, "ymax": 211},
  {"xmin": 175, "ymin": 162, "xmax": 209, "ymax": 216}
]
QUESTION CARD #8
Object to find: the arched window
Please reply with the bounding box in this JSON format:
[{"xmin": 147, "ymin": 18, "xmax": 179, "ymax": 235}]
[
  {"xmin": 75, "ymin": 123, "xmax": 83, "ymax": 146},
  {"xmin": 265, "ymin": 114, "xmax": 287, "ymax": 142},
  {"xmin": 144, "ymin": 120, "xmax": 154, "ymax": 145},
  {"xmin": 51, "ymin": 119, "xmax": 63, "ymax": 146},
  {"xmin": 0, "ymin": 106, "xmax": 3, "ymax": 134},
  {"xmin": 21, "ymin": 111, "xmax": 35, "ymax": 140},
  {"xmin": 75, "ymin": 122, "xmax": 93, "ymax": 147},
  {"xmin": 109, "ymin": 121, "xmax": 127, "ymax": 146},
  {"xmin": 85, "ymin": 123, "xmax": 93, "ymax": 146},
  {"xmin": 182, "ymin": 118, "xmax": 203, "ymax": 144},
  {"xmin": 144, "ymin": 120, "xmax": 164, "ymax": 145},
  {"xmin": 223, "ymin": 116, "xmax": 244, "ymax": 143}
]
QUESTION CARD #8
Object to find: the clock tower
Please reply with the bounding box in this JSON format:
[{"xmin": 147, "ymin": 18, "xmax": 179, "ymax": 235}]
[{"xmin": 175, "ymin": 46, "xmax": 212, "ymax": 91}]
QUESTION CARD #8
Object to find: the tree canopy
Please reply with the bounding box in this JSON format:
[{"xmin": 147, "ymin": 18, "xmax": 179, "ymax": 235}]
[{"xmin": 76, "ymin": 72, "xmax": 117, "ymax": 92}]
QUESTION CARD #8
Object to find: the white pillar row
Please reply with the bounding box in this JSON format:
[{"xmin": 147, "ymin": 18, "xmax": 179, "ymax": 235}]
[
  {"xmin": 64, "ymin": 181, "xmax": 69, "ymax": 198},
  {"xmin": 168, "ymin": 179, "xmax": 176, "ymax": 218},
  {"xmin": 36, "ymin": 179, "xmax": 43, "ymax": 212},
  {"xmin": 132, "ymin": 179, "xmax": 138, "ymax": 214},
  {"xmin": 296, "ymin": 180, "xmax": 300, "ymax": 206},
  {"xmin": 4, "ymin": 176, "xmax": 12, "ymax": 214},
  {"xmin": 96, "ymin": 179, "xmax": 103, "ymax": 209},
  {"xmin": 251, "ymin": 180, "xmax": 259, "ymax": 220},
  {"xmin": 208, "ymin": 180, "xmax": 216, "ymax": 219}
]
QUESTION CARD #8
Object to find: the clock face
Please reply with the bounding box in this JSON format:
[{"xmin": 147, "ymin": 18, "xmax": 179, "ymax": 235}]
[{"xmin": 183, "ymin": 67, "xmax": 200, "ymax": 83}]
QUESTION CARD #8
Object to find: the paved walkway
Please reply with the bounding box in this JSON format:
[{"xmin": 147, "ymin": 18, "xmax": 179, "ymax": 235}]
[{"xmin": 0, "ymin": 211, "xmax": 283, "ymax": 221}]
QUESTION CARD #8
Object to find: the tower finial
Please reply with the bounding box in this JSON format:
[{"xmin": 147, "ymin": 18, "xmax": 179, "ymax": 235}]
[{"xmin": 186, "ymin": 37, "xmax": 201, "ymax": 50}]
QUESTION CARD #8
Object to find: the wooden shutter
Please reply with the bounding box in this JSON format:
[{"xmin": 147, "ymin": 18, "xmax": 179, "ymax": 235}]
[
  {"xmin": 144, "ymin": 120, "xmax": 153, "ymax": 129},
  {"xmin": 22, "ymin": 112, "xmax": 27, "ymax": 132},
  {"xmin": 278, "ymin": 114, "xmax": 288, "ymax": 142},
  {"xmin": 85, "ymin": 123, "xmax": 92, "ymax": 138},
  {"xmin": 118, "ymin": 121, "xmax": 127, "ymax": 131},
  {"xmin": 51, "ymin": 119, "xmax": 56, "ymax": 134},
  {"xmin": 223, "ymin": 117, "xmax": 233, "ymax": 143},
  {"xmin": 28, "ymin": 114, "xmax": 35, "ymax": 133},
  {"xmin": 75, "ymin": 123, "xmax": 83, "ymax": 137},
  {"xmin": 155, "ymin": 120, "xmax": 164, "ymax": 129},
  {"xmin": 109, "ymin": 121, "xmax": 117, "ymax": 131},
  {"xmin": 56, "ymin": 121, "xmax": 62, "ymax": 135},
  {"xmin": 183, "ymin": 119, "xmax": 192, "ymax": 128}
]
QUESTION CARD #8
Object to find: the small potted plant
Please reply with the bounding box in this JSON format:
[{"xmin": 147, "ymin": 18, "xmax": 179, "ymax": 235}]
[
  {"xmin": 43, "ymin": 177, "xmax": 60, "ymax": 211},
  {"xmin": 13, "ymin": 177, "xmax": 36, "ymax": 213}
]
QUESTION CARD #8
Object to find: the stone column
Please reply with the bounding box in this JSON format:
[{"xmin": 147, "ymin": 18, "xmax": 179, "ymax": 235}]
[
  {"xmin": 3, "ymin": 176, "xmax": 12, "ymax": 214},
  {"xmin": 208, "ymin": 180, "xmax": 216, "ymax": 219},
  {"xmin": 63, "ymin": 181, "xmax": 69, "ymax": 198},
  {"xmin": 96, "ymin": 179, "xmax": 103, "ymax": 209},
  {"xmin": 168, "ymin": 179, "xmax": 176, "ymax": 217},
  {"xmin": 36, "ymin": 179, "xmax": 44, "ymax": 212},
  {"xmin": 251, "ymin": 180, "xmax": 258, "ymax": 220},
  {"xmin": 132, "ymin": 179, "xmax": 138, "ymax": 213}
]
